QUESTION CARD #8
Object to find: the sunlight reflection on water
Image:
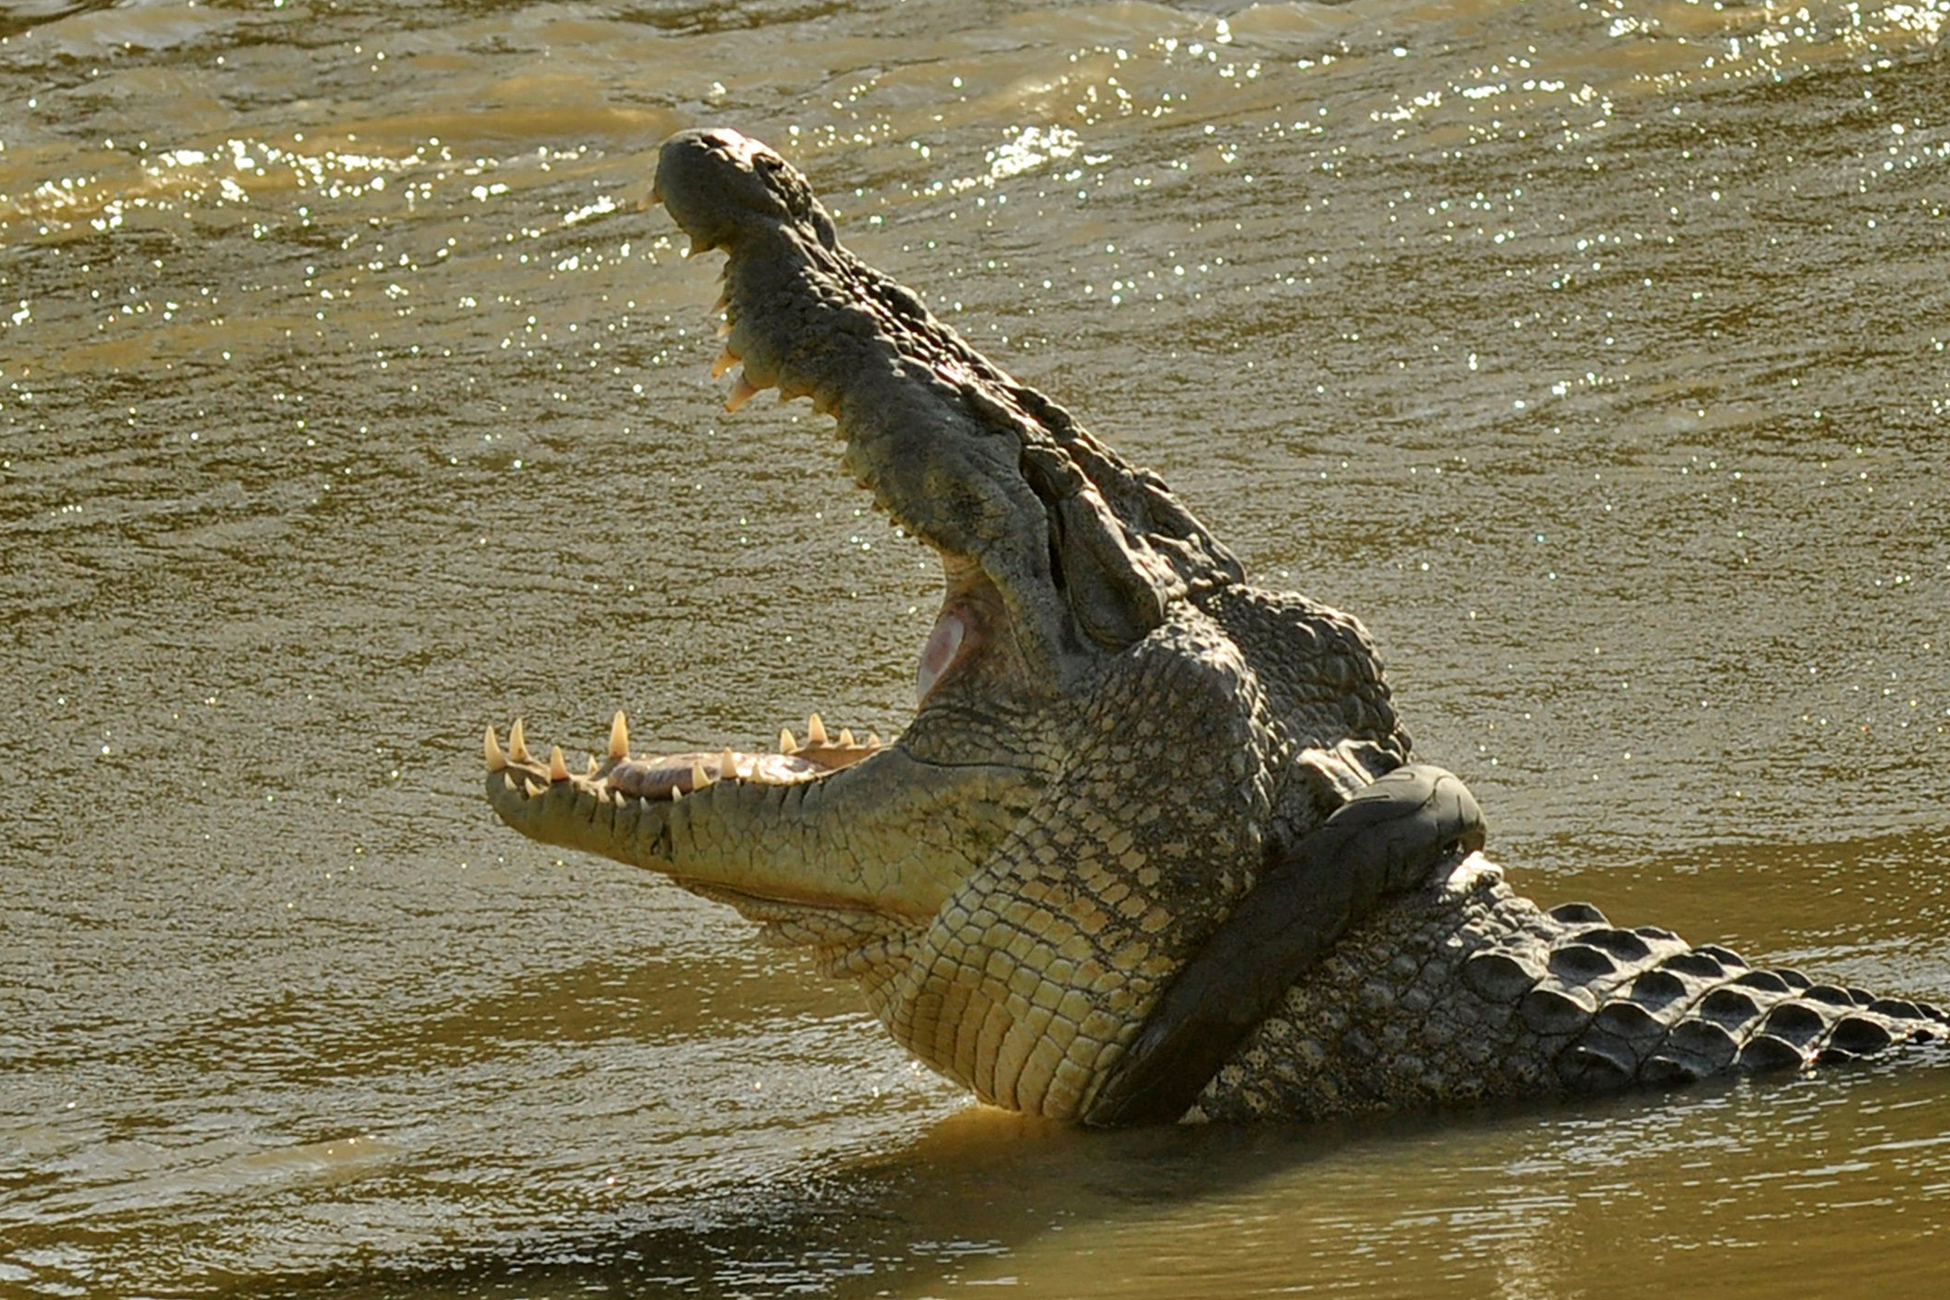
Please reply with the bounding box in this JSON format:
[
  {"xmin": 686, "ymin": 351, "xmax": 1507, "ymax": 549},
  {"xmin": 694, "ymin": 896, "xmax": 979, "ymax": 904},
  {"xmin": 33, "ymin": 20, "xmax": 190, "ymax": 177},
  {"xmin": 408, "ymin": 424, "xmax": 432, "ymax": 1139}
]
[{"xmin": 2, "ymin": 0, "xmax": 1947, "ymax": 1294}]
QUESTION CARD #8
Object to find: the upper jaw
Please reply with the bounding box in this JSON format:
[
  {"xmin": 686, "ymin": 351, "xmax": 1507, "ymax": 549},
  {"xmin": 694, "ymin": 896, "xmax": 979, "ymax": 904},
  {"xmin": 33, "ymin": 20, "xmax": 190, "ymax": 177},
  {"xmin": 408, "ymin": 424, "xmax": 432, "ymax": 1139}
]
[
  {"xmin": 651, "ymin": 127, "xmax": 837, "ymax": 260},
  {"xmin": 653, "ymin": 127, "xmax": 1156, "ymax": 687}
]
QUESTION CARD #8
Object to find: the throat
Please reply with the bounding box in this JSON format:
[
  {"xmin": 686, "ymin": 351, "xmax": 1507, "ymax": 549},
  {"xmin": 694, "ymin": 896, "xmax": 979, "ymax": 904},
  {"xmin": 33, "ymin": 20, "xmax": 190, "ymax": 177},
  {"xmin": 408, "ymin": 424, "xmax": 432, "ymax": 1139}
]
[
  {"xmin": 915, "ymin": 561, "xmax": 1011, "ymax": 706},
  {"xmin": 917, "ymin": 606, "xmax": 969, "ymax": 704}
]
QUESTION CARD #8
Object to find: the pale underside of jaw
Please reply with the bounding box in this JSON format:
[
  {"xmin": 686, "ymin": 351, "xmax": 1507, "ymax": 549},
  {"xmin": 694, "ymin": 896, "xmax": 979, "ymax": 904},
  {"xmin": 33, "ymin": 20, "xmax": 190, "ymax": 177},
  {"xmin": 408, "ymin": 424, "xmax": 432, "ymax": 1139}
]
[{"xmin": 481, "ymin": 711, "xmax": 948, "ymax": 930}]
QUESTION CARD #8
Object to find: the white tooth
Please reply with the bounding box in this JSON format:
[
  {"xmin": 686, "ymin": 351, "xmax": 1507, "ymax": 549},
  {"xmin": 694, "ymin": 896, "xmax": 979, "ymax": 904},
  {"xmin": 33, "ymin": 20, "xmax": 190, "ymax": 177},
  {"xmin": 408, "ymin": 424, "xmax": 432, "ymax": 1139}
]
[
  {"xmin": 548, "ymin": 746, "xmax": 570, "ymax": 783},
  {"xmin": 670, "ymin": 784, "xmax": 683, "ymax": 801},
  {"xmin": 523, "ymin": 777, "xmax": 545, "ymax": 799},
  {"xmin": 839, "ymin": 728, "xmax": 856, "ymax": 748},
  {"xmin": 586, "ymin": 754, "xmax": 599, "ymax": 777},
  {"xmin": 690, "ymin": 760, "xmax": 713, "ymax": 790},
  {"xmin": 711, "ymin": 348, "xmax": 739, "ymax": 379},
  {"xmin": 867, "ymin": 732, "xmax": 883, "ymax": 749},
  {"xmin": 609, "ymin": 710, "xmax": 630, "ymax": 761},
  {"xmin": 807, "ymin": 713, "xmax": 828, "ymax": 746},
  {"xmin": 485, "ymin": 726, "xmax": 507, "ymax": 772},
  {"xmin": 725, "ymin": 375, "xmax": 759, "ymax": 413},
  {"xmin": 509, "ymin": 718, "xmax": 532, "ymax": 764},
  {"xmin": 720, "ymin": 748, "xmax": 739, "ymax": 780},
  {"xmin": 717, "ymin": 317, "xmax": 732, "ymax": 337},
  {"xmin": 779, "ymin": 727, "xmax": 798, "ymax": 754}
]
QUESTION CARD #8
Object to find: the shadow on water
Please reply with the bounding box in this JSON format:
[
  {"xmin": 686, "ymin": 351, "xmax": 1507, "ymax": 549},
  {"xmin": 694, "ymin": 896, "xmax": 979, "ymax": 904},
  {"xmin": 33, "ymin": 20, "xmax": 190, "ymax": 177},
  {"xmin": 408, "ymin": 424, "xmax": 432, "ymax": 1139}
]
[
  {"xmin": 223, "ymin": 1049, "xmax": 1950, "ymax": 1299},
  {"xmin": 226, "ymin": 1102, "xmax": 1440, "ymax": 1298}
]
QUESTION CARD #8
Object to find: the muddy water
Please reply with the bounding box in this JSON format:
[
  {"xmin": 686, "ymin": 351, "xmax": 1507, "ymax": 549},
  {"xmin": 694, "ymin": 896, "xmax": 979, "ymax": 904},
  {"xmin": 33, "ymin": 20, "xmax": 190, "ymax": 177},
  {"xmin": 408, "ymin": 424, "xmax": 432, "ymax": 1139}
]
[{"xmin": 2, "ymin": 0, "xmax": 1948, "ymax": 1295}]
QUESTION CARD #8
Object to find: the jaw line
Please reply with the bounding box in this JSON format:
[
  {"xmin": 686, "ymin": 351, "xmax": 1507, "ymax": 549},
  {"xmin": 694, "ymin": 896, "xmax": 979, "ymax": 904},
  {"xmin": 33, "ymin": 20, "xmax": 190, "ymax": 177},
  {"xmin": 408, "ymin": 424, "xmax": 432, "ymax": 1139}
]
[{"xmin": 485, "ymin": 732, "xmax": 1039, "ymax": 925}]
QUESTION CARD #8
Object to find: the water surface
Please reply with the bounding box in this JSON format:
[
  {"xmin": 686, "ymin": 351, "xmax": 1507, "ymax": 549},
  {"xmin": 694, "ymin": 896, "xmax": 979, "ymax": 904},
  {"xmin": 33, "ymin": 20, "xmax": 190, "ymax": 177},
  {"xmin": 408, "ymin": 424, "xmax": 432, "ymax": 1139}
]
[{"xmin": 3, "ymin": 1, "xmax": 1948, "ymax": 1295}]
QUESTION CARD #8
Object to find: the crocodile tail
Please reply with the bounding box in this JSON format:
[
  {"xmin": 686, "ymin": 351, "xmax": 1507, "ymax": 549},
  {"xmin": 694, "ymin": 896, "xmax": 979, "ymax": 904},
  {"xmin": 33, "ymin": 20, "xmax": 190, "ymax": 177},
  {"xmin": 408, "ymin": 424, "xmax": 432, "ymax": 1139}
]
[{"xmin": 1459, "ymin": 901, "xmax": 1948, "ymax": 1092}]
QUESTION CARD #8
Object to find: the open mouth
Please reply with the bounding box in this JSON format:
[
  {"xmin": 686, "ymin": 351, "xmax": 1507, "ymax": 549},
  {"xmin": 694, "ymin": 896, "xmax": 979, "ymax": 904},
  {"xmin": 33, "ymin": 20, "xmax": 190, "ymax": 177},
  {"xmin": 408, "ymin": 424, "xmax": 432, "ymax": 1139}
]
[
  {"xmin": 482, "ymin": 517, "xmax": 987, "ymax": 813},
  {"xmin": 483, "ymin": 144, "xmax": 996, "ymax": 809},
  {"xmin": 480, "ymin": 329, "xmax": 996, "ymax": 809}
]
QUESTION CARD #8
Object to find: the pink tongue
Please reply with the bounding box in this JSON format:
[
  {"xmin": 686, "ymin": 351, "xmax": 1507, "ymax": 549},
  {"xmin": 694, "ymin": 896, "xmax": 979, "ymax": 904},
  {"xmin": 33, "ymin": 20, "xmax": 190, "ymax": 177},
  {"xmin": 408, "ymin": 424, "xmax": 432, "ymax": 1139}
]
[{"xmin": 916, "ymin": 608, "xmax": 967, "ymax": 703}]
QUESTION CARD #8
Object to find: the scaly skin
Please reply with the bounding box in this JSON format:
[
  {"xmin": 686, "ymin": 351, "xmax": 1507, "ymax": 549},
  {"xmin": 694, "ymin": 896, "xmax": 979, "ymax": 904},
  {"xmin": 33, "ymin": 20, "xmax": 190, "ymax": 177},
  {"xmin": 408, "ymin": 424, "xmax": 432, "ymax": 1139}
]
[
  {"xmin": 1195, "ymin": 872, "xmax": 1950, "ymax": 1120},
  {"xmin": 482, "ymin": 129, "xmax": 1944, "ymax": 1124}
]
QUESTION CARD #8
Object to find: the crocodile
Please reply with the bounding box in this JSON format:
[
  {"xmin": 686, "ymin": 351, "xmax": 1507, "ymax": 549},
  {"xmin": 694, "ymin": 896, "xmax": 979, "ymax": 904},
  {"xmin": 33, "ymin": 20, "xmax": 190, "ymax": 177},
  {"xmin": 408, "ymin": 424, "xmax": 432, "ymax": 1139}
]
[{"xmin": 483, "ymin": 127, "xmax": 1945, "ymax": 1125}]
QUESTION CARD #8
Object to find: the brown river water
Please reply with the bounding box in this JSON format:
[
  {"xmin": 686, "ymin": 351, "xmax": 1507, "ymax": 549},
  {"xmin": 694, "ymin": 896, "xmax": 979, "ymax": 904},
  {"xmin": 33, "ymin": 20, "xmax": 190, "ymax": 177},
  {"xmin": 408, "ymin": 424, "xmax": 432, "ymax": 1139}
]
[{"xmin": 3, "ymin": 0, "xmax": 1949, "ymax": 1295}]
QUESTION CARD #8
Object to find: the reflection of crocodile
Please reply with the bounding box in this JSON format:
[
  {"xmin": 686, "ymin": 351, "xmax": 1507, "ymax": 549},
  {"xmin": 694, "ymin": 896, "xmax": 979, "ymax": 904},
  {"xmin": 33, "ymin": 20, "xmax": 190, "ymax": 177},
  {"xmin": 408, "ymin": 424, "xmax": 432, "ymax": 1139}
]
[{"xmin": 484, "ymin": 128, "xmax": 1944, "ymax": 1125}]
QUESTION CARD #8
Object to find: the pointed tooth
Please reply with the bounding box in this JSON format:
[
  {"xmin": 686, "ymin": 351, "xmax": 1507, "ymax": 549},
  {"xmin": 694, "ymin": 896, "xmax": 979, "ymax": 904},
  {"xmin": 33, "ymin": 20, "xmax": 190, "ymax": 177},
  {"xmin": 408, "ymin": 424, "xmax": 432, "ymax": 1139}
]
[
  {"xmin": 868, "ymin": 732, "xmax": 883, "ymax": 749},
  {"xmin": 669, "ymin": 784, "xmax": 683, "ymax": 801},
  {"xmin": 719, "ymin": 748, "xmax": 739, "ymax": 781},
  {"xmin": 509, "ymin": 718, "xmax": 532, "ymax": 764},
  {"xmin": 716, "ymin": 317, "xmax": 732, "ymax": 337},
  {"xmin": 779, "ymin": 727, "xmax": 798, "ymax": 754},
  {"xmin": 839, "ymin": 728, "xmax": 856, "ymax": 748},
  {"xmin": 710, "ymin": 348, "xmax": 739, "ymax": 379},
  {"xmin": 485, "ymin": 726, "xmax": 507, "ymax": 773},
  {"xmin": 585, "ymin": 754, "xmax": 599, "ymax": 777},
  {"xmin": 547, "ymin": 746, "xmax": 570, "ymax": 783},
  {"xmin": 725, "ymin": 375, "xmax": 759, "ymax": 413},
  {"xmin": 690, "ymin": 760, "xmax": 713, "ymax": 790},
  {"xmin": 807, "ymin": 713, "xmax": 829, "ymax": 746},
  {"xmin": 523, "ymin": 776, "xmax": 544, "ymax": 799},
  {"xmin": 608, "ymin": 710, "xmax": 630, "ymax": 761},
  {"xmin": 713, "ymin": 290, "xmax": 730, "ymax": 313}
]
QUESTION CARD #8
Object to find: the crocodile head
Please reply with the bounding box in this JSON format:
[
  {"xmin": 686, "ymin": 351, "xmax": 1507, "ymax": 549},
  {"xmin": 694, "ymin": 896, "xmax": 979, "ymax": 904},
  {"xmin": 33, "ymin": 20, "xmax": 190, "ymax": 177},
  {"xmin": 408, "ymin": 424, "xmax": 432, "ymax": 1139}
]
[{"xmin": 486, "ymin": 128, "xmax": 1405, "ymax": 1118}]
